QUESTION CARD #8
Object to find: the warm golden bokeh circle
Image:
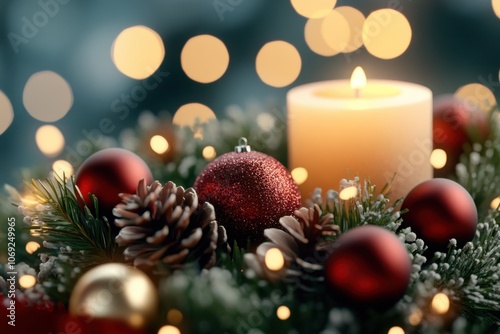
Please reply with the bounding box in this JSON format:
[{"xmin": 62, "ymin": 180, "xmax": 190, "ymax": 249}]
[
  {"xmin": 290, "ymin": 0, "xmax": 337, "ymax": 18},
  {"xmin": 0, "ymin": 90, "xmax": 14, "ymax": 134},
  {"xmin": 455, "ymin": 83, "xmax": 497, "ymax": 113},
  {"xmin": 112, "ymin": 25, "xmax": 165, "ymax": 79},
  {"xmin": 173, "ymin": 103, "xmax": 217, "ymax": 138},
  {"xmin": 335, "ymin": 6, "xmax": 365, "ymax": 53},
  {"xmin": 305, "ymin": 16, "xmax": 338, "ymax": 56},
  {"xmin": 181, "ymin": 34, "xmax": 230, "ymax": 83},
  {"xmin": 23, "ymin": 71, "xmax": 73, "ymax": 122},
  {"xmin": 256, "ymin": 41, "xmax": 302, "ymax": 87},
  {"xmin": 321, "ymin": 9, "xmax": 351, "ymax": 53},
  {"xmin": 362, "ymin": 9, "xmax": 412, "ymax": 59},
  {"xmin": 493, "ymin": 0, "xmax": 500, "ymax": 18},
  {"xmin": 36, "ymin": 125, "xmax": 65, "ymax": 157}
]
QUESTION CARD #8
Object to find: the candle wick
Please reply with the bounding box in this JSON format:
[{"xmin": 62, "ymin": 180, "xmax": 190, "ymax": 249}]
[{"xmin": 354, "ymin": 89, "xmax": 361, "ymax": 98}]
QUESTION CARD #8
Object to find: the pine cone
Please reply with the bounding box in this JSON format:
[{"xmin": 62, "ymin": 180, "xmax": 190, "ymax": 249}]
[
  {"xmin": 114, "ymin": 179, "xmax": 229, "ymax": 270},
  {"xmin": 244, "ymin": 204, "xmax": 339, "ymax": 291}
]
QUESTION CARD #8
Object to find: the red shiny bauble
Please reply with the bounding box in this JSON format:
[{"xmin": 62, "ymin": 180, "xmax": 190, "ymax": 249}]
[
  {"xmin": 194, "ymin": 150, "xmax": 301, "ymax": 248},
  {"xmin": 433, "ymin": 95, "xmax": 489, "ymax": 177},
  {"xmin": 324, "ymin": 225, "xmax": 411, "ymax": 309},
  {"xmin": 75, "ymin": 148, "xmax": 154, "ymax": 218},
  {"xmin": 401, "ymin": 178, "xmax": 477, "ymax": 252}
]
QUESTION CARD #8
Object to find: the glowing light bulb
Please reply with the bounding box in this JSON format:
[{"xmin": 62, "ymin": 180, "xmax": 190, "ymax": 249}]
[
  {"xmin": 158, "ymin": 325, "xmax": 181, "ymax": 334},
  {"xmin": 491, "ymin": 196, "xmax": 500, "ymax": 210},
  {"xmin": 387, "ymin": 326, "xmax": 405, "ymax": 334},
  {"xmin": 19, "ymin": 274, "xmax": 37, "ymax": 289},
  {"xmin": 202, "ymin": 146, "xmax": 217, "ymax": 161},
  {"xmin": 430, "ymin": 149, "xmax": 447, "ymax": 169},
  {"xmin": 339, "ymin": 186, "xmax": 358, "ymax": 200},
  {"xmin": 431, "ymin": 292, "xmax": 450, "ymax": 314},
  {"xmin": 26, "ymin": 241, "xmax": 41, "ymax": 254},
  {"xmin": 291, "ymin": 167, "xmax": 308, "ymax": 185},
  {"xmin": 276, "ymin": 305, "xmax": 291, "ymax": 320},
  {"xmin": 264, "ymin": 248, "xmax": 285, "ymax": 271},
  {"xmin": 150, "ymin": 135, "xmax": 169, "ymax": 154}
]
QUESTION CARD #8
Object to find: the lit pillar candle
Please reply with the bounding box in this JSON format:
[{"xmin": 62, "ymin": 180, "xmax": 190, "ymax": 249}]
[{"xmin": 287, "ymin": 67, "xmax": 432, "ymax": 202}]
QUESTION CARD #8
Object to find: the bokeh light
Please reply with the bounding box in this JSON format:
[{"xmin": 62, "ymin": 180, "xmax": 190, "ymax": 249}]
[
  {"xmin": 264, "ymin": 247, "xmax": 285, "ymax": 271},
  {"xmin": 290, "ymin": 0, "xmax": 337, "ymax": 18},
  {"xmin": 36, "ymin": 125, "xmax": 65, "ymax": 157},
  {"xmin": 52, "ymin": 160, "xmax": 74, "ymax": 178},
  {"xmin": 493, "ymin": 0, "xmax": 500, "ymax": 18},
  {"xmin": 490, "ymin": 196, "xmax": 500, "ymax": 210},
  {"xmin": 19, "ymin": 274, "xmax": 37, "ymax": 289},
  {"xmin": 335, "ymin": 6, "xmax": 365, "ymax": 53},
  {"xmin": 256, "ymin": 41, "xmax": 302, "ymax": 87},
  {"xmin": 408, "ymin": 309, "xmax": 423, "ymax": 326},
  {"xmin": 172, "ymin": 103, "xmax": 217, "ymax": 139},
  {"xmin": 158, "ymin": 325, "xmax": 181, "ymax": 334},
  {"xmin": 291, "ymin": 167, "xmax": 308, "ymax": 185},
  {"xmin": 276, "ymin": 305, "xmax": 291, "ymax": 320},
  {"xmin": 339, "ymin": 186, "xmax": 358, "ymax": 200},
  {"xmin": 321, "ymin": 9, "xmax": 351, "ymax": 53},
  {"xmin": 256, "ymin": 113, "xmax": 275, "ymax": 131},
  {"xmin": 304, "ymin": 16, "xmax": 338, "ymax": 56},
  {"xmin": 166, "ymin": 309, "xmax": 183, "ymax": 325},
  {"xmin": 455, "ymin": 83, "xmax": 497, "ymax": 113},
  {"xmin": 387, "ymin": 326, "xmax": 405, "ymax": 334},
  {"xmin": 431, "ymin": 292, "xmax": 450, "ymax": 314},
  {"xmin": 202, "ymin": 146, "xmax": 217, "ymax": 161},
  {"xmin": 430, "ymin": 149, "xmax": 447, "ymax": 169},
  {"xmin": 0, "ymin": 91, "xmax": 14, "ymax": 135},
  {"xmin": 150, "ymin": 135, "xmax": 170, "ymax": 154},
  {"xmin": 181, "ymin": 34, "xmax": 229, "ymax": 83},
  {"xmin": 23, "ymin": 71, "xmax": 73, "ymax": 122},
  {"xmin": 25, "ymin": 241, "xmax": 41, "ymax": 255},
  {"xmin": 112, "ymin": 25, "xmax": 165, "ymax": 80},
  {"xmin": 362, "ymin": 9, "xmax": 412, "ymax": 59}
]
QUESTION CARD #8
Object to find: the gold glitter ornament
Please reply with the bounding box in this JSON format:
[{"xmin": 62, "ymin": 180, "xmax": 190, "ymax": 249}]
[
  {"xmin": 69, "ymin": 263, "xmax": 158, "ymax": 329},
  {"xmin": 194, "ymin": 138, "xmax": 301, "ymax": 248}
]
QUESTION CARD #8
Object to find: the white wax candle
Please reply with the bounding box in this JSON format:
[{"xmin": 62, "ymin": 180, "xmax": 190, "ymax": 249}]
[{"xmin": 287, "ymin": 77, "xmax": 432, "ymax": 203}]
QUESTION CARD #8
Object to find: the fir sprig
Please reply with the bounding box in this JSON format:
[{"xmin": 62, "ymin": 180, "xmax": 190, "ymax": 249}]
[
  {"xmin": 456, "ymin": 108, "xmax": 500, "ymax": 215},
  {"xmin": 310, "ymin": 176, "xmax": 404, "ymax": 233},
  {"xmin": 18, "ymin": 175, "xmax": 124, "ymax": 302}
]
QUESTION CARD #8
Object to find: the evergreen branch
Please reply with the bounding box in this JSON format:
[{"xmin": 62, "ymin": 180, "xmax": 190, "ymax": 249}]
[
  {"xmin": 309, "ymin": 177, "xmax": 404, "ymax": 234},
  {"xmin": 456, "ymin": 108, "xmax": 500, "ymax": 215},
  {"xmin": 20, "ymin": 177, "xmax": 122, "ymax": 269}
]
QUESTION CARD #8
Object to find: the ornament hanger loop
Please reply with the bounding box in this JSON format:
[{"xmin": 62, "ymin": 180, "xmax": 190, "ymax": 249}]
[{"xmin": 235, "ymin": 137, "xmax": 251, "ymax": 153}]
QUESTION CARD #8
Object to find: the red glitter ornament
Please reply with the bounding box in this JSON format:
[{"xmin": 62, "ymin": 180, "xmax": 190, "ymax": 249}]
[
  {"xmin": 194, "ymin": 138, "xmax": 301, "ymax": 248},
  {"xmin": 75, "ymin": 148, "xmax": 154, "ymax": 219},
  {"xmin": 433, "ymin": 95, "xmax": 489, "ymax": 176},
  {"xmin": 324, "ymin": 225, "xmax": 411, "ymax": 309},
  {"xmin": 401, "ymin": 178, "xmax": 478, "ymax": 252}
]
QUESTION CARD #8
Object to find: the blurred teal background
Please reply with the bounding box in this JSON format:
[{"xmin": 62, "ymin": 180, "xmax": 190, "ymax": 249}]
[{"xmin": 0, "ymin": 0, "xmax": 499, "ymax": 188}]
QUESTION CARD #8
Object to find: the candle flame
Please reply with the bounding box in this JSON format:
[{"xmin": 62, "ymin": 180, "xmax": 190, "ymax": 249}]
[{"xmin": 350, "ymin": 66, "xmax": 366, "ymax": 91}]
